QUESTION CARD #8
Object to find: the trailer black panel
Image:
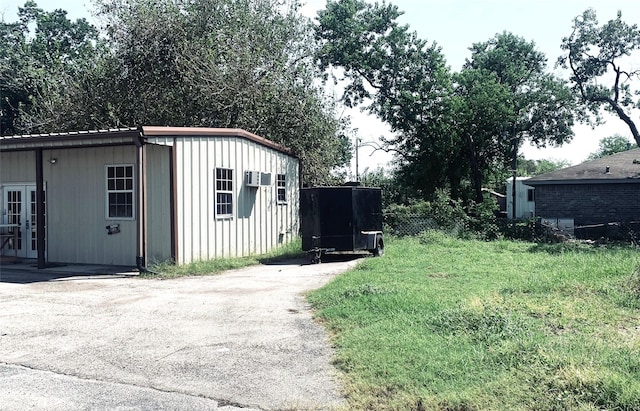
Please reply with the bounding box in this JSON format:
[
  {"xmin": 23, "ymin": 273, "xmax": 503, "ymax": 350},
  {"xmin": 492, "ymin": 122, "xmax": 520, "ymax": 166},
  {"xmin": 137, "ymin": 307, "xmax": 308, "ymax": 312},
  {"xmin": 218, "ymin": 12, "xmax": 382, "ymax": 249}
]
[{"xmin": 300, "ymin": 186, "xmax": 383, "ymax": 257}]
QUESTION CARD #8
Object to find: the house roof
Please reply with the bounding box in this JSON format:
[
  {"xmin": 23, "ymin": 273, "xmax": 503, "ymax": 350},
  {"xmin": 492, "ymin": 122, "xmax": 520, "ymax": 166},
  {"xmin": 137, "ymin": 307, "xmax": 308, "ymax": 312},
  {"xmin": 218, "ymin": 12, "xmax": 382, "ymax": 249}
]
[
  {"xmin": 0, "ymin": 126, "xmax": 294, "ymax": 156},
  {"xmin": 526, "ymin": 148, "xmax": 640, "ymax": 186}
]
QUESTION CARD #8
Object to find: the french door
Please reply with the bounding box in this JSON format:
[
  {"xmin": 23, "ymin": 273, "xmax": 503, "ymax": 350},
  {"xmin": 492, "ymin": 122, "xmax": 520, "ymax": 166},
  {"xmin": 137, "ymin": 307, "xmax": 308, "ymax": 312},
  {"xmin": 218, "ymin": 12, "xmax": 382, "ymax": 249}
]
[{"xmin": 2, "ymin": 184, "xmax": 45, "ymax": 259}]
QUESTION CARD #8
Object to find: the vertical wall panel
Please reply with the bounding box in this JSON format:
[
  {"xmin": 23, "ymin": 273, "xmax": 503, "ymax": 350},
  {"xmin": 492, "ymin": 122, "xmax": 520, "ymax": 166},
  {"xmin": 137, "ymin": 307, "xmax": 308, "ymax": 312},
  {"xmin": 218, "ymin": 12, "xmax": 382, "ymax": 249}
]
[
  {"xmin": 42, "ymin": 146, "xmax": 136, "ymax": 265},
  {"xmin": 146, "ymin": 144, "xmax": 172, "ymax": 263},
  {"xmin": 169, "ymin": 133, "xmax": 299, "ymax": 264}
]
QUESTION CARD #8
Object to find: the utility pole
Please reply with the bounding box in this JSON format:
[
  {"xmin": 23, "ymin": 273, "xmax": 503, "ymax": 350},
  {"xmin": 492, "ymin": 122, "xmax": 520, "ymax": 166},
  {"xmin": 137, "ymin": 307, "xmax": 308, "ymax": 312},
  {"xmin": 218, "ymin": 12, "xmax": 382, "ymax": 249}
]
[{"xmin": 354, "ymin": 138, "xmax": 379, "ymax": 182}]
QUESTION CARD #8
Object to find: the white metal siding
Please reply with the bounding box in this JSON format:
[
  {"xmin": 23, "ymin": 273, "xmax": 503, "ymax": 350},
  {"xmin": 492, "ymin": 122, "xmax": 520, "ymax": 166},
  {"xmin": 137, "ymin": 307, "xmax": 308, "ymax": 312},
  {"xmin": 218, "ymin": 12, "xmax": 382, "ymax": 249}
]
[
  {"xmin": 145, "ymin": 144, "xmax": 172, "ymax": 263},
  {"xmin": 43, "ymin": 146, "xmax": 137, "ymax": 265},
  {"xmin": 173, "ymin": 136, "xmax": 299, "ymax": 264},
  {"xmin": 0, "ymin": 151, "xmax": 36, "ymax": 183},
  {"xmin": 506, "ymin": 177, "xmax": 535, "ymax": 220}
]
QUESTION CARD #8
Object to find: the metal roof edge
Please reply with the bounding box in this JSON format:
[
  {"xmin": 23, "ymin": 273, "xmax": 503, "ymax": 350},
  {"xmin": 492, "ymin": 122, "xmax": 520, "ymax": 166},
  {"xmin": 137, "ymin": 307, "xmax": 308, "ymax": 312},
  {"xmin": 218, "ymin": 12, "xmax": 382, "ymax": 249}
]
[
  {"xmin": 526, "ymin": 178, "xmax": 640, "ymax": 186},
  {"xmin": 141, "ymin": 126, "xmax": 296, "ymax": 157}
]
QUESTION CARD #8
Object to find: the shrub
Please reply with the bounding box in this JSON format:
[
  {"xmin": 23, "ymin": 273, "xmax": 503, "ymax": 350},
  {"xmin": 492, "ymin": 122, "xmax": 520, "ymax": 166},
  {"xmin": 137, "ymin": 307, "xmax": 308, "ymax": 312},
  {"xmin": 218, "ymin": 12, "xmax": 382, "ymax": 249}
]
[{"xmin": 385, "ymin": 189, "xmax": 500, "ymax": 240}]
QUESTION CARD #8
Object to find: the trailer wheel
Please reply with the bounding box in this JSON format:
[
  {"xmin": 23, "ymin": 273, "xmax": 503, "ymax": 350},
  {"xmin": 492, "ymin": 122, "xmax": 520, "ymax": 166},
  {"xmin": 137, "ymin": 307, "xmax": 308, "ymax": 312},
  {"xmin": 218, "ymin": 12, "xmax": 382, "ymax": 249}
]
[{"xmin": 372, "ymin": 235, "xmax": 384, "ymax": 257}]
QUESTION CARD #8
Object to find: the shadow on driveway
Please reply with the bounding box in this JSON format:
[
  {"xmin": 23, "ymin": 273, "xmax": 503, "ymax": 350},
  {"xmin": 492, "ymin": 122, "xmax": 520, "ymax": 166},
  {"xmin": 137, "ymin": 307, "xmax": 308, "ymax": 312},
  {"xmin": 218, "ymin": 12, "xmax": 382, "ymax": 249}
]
[{"xmin": 0, "ymin": 262, "xmax": 138, "ymax": 284}]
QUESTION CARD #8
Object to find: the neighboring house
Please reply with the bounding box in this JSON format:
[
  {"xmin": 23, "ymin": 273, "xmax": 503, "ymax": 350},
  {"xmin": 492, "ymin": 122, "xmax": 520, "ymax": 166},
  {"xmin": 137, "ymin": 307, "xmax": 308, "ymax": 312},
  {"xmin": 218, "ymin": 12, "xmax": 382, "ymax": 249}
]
[
  {"xmin": 526, "ymin": 148, "xmax": 640, "ymax": 237},
  {"xmin": 505, "ymin": 177, "xmax": 536, "ymax": 219},
  {"xmin": 0, "ymin": 127, "xmax": 299, "ymax": 268}
]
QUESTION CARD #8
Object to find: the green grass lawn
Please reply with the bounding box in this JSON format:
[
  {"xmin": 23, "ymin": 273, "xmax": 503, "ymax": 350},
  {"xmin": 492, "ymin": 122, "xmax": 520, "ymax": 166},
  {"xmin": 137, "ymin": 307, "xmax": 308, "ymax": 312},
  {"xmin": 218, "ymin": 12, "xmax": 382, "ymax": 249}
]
[
  {"xmin": 307, "ymin": 232, "xmax": 640, "ymax": 410},
  {"xmin": 147, "ymin": 239, "xmax": 304, "ymax": 277}
]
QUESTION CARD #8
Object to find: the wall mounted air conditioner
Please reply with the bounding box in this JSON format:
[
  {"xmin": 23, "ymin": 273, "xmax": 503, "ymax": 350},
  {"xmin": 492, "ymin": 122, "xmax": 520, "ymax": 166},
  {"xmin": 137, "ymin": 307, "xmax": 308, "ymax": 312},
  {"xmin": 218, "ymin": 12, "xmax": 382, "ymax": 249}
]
[
  {"xmin": 245, "ymin": 171, "xmax": 261, "ymax": 187},
  {"xmin": 260, "ymin": 172, "xmax": 272, "ymax": 186}
]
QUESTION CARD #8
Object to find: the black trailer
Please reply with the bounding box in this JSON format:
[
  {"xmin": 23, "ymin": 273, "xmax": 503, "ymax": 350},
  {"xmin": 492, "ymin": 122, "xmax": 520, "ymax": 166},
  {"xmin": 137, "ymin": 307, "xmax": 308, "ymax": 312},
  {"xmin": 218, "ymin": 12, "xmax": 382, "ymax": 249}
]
[{"xmin": 300, "ymin": 186, "xmax": 384, "ymax": 263}]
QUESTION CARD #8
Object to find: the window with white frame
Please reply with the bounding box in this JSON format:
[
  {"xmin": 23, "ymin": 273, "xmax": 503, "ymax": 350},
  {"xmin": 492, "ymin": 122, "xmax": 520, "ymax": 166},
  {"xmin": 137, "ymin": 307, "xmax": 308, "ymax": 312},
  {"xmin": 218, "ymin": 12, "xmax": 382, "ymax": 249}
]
[
  {"xmin": 215, "ymin": 168, "xmax": 233, "ymax": 217},
  {"xmin": 276, "ymin": 174, "xmax": 286, "ymax": 203},
  {"xmin": 106, "ymin": 165, "xmax": 134, "ymax": 219}
]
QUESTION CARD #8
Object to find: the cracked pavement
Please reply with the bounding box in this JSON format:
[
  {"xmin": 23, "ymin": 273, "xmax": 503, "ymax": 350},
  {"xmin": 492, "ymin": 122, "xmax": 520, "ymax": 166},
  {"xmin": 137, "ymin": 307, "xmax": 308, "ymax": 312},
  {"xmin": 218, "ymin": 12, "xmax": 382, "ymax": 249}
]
[{"xmin": 0, "ymin": 256, "xmax": 363, "ymax": 410}]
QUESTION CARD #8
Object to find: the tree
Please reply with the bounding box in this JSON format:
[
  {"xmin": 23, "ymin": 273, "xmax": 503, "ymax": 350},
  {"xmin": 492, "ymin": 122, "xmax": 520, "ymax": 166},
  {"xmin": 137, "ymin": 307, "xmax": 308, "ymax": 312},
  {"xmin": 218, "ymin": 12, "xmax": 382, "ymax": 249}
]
[
  {"xmin": 460, "ymin": 32, "xmax": 579, "ymax": 208},
  {"xmin": 559, "ymin": 9, "xmax": 640, "ymax": 146},
  {"xmin": 316, "ymin": 0, "xmax": 470, "ymax": 200},
  {"xmin": 451, "ymin": 68, "xmax": 514, "ymax": 202},
  {"xmin": 316, "ymin": 1, "xmax": 578, "ymax": 204},
  {"xmin": 587, "ymin": 134, "xmax": 631, "ymax": 160},
  {"xmin": 0, "ymin": 1, "xmax": 104, "ymax": 134},
  {"xmin": 466, "ymin": 32, "xmax": 578, "ymax": 165},
  {"xmin": 93, "ymin": 0, "xmax": 351, "ymax": 185},
  {"xmin": 517, "ymin": 157, "xmax": 571, "ymax": 176},
  {"xmin": 2, "ymin": 1, "xmax": 350, "ymax": 185}
]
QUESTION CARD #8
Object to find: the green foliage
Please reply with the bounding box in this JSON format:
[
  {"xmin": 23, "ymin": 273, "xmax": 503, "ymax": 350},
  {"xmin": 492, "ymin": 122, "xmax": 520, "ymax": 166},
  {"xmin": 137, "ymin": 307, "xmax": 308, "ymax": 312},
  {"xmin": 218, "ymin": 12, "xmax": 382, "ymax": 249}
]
[
  {"xmin": 517, "ymin": 156, "xmax": 571, "ymax": 176},
  {"xmin": 308, "ymin": 236, "xmax": 640, "ymax": 410},
  {"xmin": 316, "ymin": 2, "xmax": 579, "ymax": 204},
  {"xmin": 1, "ymin": 1, "xmax": 351, "ymax": 185},
  {"xmin": 588, "ymin": 134, "xmax": 632, "ymax": 160},
  {"xmin": 384, "ymin": 189, "xmax": 500, "ymax": 240},
  {"xmin": 95, "ymin": 0, "xmax": 352, "ymax": 185},
  {"xmin": 559, "ymin": 9, "xmax": 640, "ymax": 146},
  {"xmin": 0, "ymin": 1, "xmax": 104, "ymax": 134},
  {"xmin": 316, "ymin": 0, "xmax": 459, "ymax": 198},
  {"xmin": 465, "ymin": 31, "xmax": 578, "ymax": 167}
]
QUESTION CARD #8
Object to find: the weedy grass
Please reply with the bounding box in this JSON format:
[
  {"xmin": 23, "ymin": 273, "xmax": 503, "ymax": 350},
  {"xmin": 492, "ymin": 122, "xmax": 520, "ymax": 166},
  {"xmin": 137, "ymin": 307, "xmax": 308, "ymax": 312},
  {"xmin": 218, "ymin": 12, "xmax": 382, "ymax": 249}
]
[
  {"xmin": 144, "ymin": 238, "xmax": 304, "ymax": 278},
  {"xmin": 308, "ymin": 231, "xmax": 640, "ymax": 410}
]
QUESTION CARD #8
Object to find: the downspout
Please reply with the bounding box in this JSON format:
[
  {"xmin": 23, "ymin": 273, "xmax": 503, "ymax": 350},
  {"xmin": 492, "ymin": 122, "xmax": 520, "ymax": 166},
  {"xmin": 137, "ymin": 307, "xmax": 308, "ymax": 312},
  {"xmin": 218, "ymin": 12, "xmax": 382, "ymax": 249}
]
[
  {"xmin": 35, "ymin": 148, "xmax": 46, "ymax": 269},
  {"xmin": 170, "ymin": 138, "xmax": 178, "ymax": 263},
  {"xmin": 135, "ymin": 133, "xmax": 156, "ymax": 274}
]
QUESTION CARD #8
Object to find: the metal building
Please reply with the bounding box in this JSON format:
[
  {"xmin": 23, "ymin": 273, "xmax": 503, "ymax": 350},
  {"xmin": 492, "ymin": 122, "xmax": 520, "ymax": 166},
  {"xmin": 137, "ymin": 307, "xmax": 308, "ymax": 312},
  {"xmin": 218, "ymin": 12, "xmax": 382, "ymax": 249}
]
[
  {"xmin": 0, "ymin": 127, "xmax": 299, "ymax": 268},
  {"xmin": 506, "ymin": 177, "xmax": 535, "ymax": 220}
]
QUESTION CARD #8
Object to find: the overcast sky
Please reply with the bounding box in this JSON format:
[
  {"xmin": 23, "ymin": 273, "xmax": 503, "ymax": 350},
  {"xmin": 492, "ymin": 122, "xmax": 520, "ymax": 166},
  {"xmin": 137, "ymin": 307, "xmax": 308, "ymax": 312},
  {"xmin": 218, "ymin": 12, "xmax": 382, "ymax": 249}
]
[{"xmin": 3, "ymin": 0, "xmax": 640, "ymax": 172}]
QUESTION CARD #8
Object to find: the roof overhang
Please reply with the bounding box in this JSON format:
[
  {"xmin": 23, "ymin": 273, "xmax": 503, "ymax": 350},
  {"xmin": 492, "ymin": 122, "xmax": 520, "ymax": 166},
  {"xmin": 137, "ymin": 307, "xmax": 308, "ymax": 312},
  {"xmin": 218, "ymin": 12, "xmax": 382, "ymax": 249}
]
[
  {"xmin": 141, "ymin": 126, "xmax": 294, "ymax": 156},
  {"xmin": 0, "ymin": 126, "xmax": 295, "ymax": 157},
  {"xmin": 527, "ymin": 178, "xmax": 640, "ymax": 186},
  {"xmin": 0, "ymin": 128, "xmax": 142, "ymax": 151}
]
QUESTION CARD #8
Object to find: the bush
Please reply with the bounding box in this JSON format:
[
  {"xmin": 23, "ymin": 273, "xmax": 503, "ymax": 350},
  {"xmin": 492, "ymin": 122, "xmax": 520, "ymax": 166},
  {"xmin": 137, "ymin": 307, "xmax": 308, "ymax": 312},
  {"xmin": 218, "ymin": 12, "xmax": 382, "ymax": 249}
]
[{"xmin": 384, "ymin": 189, "xmax": 500, "ymax": 240}]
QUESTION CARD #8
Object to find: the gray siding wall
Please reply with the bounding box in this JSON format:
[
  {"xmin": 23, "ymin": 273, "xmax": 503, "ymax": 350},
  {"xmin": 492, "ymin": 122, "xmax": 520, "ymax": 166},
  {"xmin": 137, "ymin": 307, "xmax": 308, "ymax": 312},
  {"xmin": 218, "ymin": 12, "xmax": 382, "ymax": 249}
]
[
  {"xmin": 145, "ymin": 144, "xmax": 172, "ymax": 263},
  {"xmin": 534, "ymin": 183, "xmax": 640, "ymax": 226},
  {"xmin": 0, "ymin": 147, "xmax": 137, "ymax": 265},
  {"xmin": 0, "ymin": 151, "xmax": 36, "ymax": 182},
  {"xmin": 170, "ymin": 136, "xmax": 299, "ymax": 264},
  {"xmin": 45, "ymin": 146, "xmax": 137, "ymax": 265}
]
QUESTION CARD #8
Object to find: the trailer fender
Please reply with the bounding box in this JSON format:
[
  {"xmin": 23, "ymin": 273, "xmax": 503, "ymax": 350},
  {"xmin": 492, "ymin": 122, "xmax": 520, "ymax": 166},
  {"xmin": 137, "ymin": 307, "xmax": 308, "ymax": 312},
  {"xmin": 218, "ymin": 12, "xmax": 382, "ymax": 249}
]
[{"xmin": 362, "ymin": 231, "xmax": 384, "ymax": 256}]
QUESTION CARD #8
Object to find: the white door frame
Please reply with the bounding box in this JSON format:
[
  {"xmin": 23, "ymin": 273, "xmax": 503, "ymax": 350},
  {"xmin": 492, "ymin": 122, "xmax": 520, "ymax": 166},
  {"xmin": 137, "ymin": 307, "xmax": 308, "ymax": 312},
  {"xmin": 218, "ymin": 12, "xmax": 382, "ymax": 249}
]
[{"xmin": 2, "ymin": 183, "xmax": 46, "ymax": 259}]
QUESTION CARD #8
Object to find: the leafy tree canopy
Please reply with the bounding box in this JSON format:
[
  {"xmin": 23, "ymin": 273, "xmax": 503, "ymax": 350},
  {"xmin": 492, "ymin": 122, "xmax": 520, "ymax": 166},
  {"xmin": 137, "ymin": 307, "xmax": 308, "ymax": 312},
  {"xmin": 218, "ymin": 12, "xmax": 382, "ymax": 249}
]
[
  {"xmin": 559, "ymin": 9, "xmax": 640, "ymax": 146},
  {"xmin": 587, "ymin": 134, "xmax": 631, "ymax": 160},
  {"xmin": 517, "ymin": 157, "xmax": 571, "ymax": 177},
  {"xmin": 316, "ymin": 1, "xmax": 579, "ymax": 204},
  {"xmin": 0, "ymin": 0, "xmax": 103, "ymax": 134},
  {"xmin": 1, "ymin": 0, "xmax": 350, "ymax": 185}
]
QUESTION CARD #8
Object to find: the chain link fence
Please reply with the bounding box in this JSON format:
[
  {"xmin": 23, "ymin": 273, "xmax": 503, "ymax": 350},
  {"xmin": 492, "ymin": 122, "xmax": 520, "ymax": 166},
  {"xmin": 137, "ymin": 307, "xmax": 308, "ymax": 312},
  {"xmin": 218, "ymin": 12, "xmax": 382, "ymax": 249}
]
[{"xmin": 384, "ymin": 212, "xmax": 467, "ymax": 237}]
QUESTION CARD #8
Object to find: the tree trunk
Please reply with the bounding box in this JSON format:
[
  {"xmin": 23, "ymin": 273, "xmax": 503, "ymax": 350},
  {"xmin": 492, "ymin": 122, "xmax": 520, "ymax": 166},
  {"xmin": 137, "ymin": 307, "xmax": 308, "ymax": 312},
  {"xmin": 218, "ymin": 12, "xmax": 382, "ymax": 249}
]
[{"xmin": 465, "ymin": 133, "xmax": 484, "ymax": 204}]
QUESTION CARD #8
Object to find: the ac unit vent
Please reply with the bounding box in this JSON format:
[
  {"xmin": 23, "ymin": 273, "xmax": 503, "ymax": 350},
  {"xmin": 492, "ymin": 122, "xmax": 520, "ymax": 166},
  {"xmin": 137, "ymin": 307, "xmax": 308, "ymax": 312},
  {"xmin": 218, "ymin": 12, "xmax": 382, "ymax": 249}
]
[
  {"xmin": 260, "ymin": 172, "xmax": 272, "ymax": 186},
  {"xmin": 245, "ymin": 171, "xmax": 261, "ymax": 187}
]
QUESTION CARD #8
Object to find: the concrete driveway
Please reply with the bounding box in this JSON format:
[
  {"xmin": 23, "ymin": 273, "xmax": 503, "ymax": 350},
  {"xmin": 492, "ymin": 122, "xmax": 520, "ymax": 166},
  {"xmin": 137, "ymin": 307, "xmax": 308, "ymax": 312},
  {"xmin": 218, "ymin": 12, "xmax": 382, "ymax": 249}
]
[{"xmin": 0, "ymin": 256, "xmax": 363, "ymax": 410}]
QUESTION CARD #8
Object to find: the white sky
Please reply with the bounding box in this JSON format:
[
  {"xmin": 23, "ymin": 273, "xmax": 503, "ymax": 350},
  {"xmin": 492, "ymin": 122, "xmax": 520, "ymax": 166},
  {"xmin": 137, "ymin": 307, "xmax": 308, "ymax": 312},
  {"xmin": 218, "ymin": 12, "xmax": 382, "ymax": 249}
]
[{"xmin": 3, "ymin": 0, "xmax": 640, "ymax": 175}]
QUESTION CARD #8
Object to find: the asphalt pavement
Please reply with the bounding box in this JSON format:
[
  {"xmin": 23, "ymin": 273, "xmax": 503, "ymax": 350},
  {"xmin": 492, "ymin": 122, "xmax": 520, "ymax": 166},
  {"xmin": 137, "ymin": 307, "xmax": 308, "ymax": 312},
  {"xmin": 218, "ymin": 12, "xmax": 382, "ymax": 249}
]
[{"xmin": 0, "ymin": 255, "xmax": 364, "ymax": 410}]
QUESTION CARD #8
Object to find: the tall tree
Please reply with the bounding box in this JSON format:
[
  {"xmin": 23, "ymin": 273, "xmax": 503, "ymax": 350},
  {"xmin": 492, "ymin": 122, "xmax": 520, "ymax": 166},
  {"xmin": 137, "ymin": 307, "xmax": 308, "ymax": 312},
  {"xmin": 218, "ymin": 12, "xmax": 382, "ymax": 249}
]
[
  {"xmin": 316, "ymin": 0, "xmax": 463, "ymax": 199},
  {"xmin": 0, "ymin": 1, "xmax": 103, "ymax": 134},
  {"xmin": 451, "ymin": 68, "xmax": 514, "ymax": 202},
  {"xmin": 316, "ymin": 2, "xmax": 578, "ymax": 203},
  {"xmin": 587, "ymin": 134, "xmax": 631, "ymax": 160},
  {"xmin": 559, "ymin": 9, "xmax": 640, "ymax": 146},
  {"xmin": 93, "ymin": 0, "xmax": 350, "ymax": 184},
  {"xmin": 465, "ymin": 32, "xmax": 578, "ymax": 169},
  {"xmin": 1, "ymin": 0, "xmax": 349, "ymax": 184}
]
